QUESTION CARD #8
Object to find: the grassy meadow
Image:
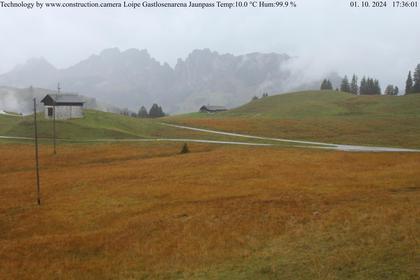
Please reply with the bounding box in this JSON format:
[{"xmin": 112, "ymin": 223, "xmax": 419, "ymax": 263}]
[
  {"xmin": 167, "ymin": 91, "xmax": 420, "ymax": 148},
  {"xmin": 0, "ymin": 110, "xmax": 275, "ymax": 145},
  {"xmin": 0, "ymin": 142, "xmax": 419, "ymax": 279},
  {"xmin": 1, "ymin": 90, "xmax": 419, "ymax": 279},
  {"xmin": 0, "ymin": 110, "xmax": 207, "ymax": 140}
]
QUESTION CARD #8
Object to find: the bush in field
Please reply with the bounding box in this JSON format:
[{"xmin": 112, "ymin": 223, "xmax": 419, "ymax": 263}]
[{"xmin": 180, "ymin": 143, "xmax": 190, "ymax": 154}]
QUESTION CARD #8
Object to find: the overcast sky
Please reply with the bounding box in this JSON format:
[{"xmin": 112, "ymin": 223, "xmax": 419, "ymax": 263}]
[{"xmin": 1, "ymin": 0, "xmax": 419, "ymax": 88}]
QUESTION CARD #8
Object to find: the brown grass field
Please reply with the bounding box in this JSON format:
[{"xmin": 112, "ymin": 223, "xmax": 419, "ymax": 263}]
[
  {"xmin": 0, "ymin": 143, "xmax": 419, "ymax": 279},
  {"xmin": 166, "ymin": 117, "xmax": 420, "ymax": 149}
]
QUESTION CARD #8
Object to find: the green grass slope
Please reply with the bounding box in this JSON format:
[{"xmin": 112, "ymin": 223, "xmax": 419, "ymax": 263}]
[
  {"xmin": 1, "ymin": 110, "xmax": 155, "ymax": 140},
  {"xmin": 176, "ymin": 90, "xmax": 420, "ymax": 119},
  {"xmin": 0, "ymin": 110, "xmax": 271, "ymax": 144},
  {"xmin": 228, "ymin": 90, "xmax": 420, "ymax": 118},
  {"xmin": 0, "ymin": 114, "xmax": 21, "ymax": 135},
  {"xmin": 168, "ymin": 91, "xmax": 420, "ymax": 148}
]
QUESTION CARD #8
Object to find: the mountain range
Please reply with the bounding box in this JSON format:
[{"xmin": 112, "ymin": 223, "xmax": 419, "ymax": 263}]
[{"xmin": 0, "ymin": 48, "xmax": 341, "ymax": 113}]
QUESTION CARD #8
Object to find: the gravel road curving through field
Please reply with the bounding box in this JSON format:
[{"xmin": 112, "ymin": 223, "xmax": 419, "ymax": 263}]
[
  {"xmin": 160, "ymin": 123, "xmax": 420, "ymax": 153},
  {"xmin": 2, "ymin": 123, "xmax": 420, "ymax": 152},
  {"xmin": 0, "ymin": 135, "xmax": 272, "ymax": 146}
]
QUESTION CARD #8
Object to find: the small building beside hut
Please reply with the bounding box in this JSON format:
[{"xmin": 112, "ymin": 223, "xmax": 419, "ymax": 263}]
[
  {"xmin": 199, "ymin": 105, "xmax": 227, "ymax": 113},
  {"xmin": 41, "ymin": 94, "xmax": 85, "ymax": 120}
]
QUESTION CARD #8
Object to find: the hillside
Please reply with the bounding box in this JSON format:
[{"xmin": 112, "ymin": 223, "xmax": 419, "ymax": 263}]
[
  {"xmin": 1, "ymin": 93, "xmax": 419, "ymax": 279},
  {"xmin": 4, "ymin": 91, "xmax": 420, "ymax": 148},
  {"xmin": 168, "ymin": 91, "xmax": 420, "ymax": 148},
  {"xmin": 0, "ymin": 110, "xmax": 268, "ymax": 144},
  {"xmin": 179, "ymin": 90, "xmax": 420, "ymax": 119}
]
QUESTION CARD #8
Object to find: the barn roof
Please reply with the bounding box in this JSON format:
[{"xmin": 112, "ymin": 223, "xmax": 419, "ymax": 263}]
[
  {"xmin": 200, "ymin": 105, "xmax": 227, "ymax": 111},
  {"xmin": 41, "ymin": 94, "xmax": 85, "ymax": 106}
]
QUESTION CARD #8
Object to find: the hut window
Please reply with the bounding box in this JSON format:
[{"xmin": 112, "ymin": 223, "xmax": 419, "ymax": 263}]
[{"xmin": 48, "ymin": 107, "xmax": 53, "ymax": 117}]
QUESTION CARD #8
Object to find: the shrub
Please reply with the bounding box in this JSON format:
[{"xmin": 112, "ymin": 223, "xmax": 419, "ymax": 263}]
[{"xmin": 180, "ymin": 143, "xmax": 189, "ymax": 154}]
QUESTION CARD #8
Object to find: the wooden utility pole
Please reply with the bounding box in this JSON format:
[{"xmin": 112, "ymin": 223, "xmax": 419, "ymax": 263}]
[{"xmin": 33, "ymin": 98, "xmax": 41, "ymax": 206}]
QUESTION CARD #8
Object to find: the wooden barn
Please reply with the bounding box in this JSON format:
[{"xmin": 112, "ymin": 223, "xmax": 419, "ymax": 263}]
[
  {"xmin": 199, "ymin": 105, "xmax": 227, "ymax": 113},
  {"xmin": 41, "ymin": 94, "xmax": 85, "ymax": 120}
]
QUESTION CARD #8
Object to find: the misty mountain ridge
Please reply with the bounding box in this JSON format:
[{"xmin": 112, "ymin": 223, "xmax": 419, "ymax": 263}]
[{"xmin": 0, "ymin": 48, "xmax": 341, "ymax": 113}]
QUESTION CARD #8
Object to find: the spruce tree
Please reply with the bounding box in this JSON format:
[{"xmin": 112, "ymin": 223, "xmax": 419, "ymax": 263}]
[
  {"xmin": 374, "ymin": 79, "xmax": 381, "ymax": 95},
  {"xmin": 366, "ymin": 78, "xmax": 374, "ymax": 95},
  {"xmin": 149, "ymin": 104, "xmax": 165, "ymax": 118},
  {"xmin": 360, "ymin": 77, "xmax": 367, "ymax": 95},
  {"xmin": 320, "ymin": 79, "xmax": 333, "ymax": 90},
  {"xmin": 350, "ymin": 74, "xmax": 358, "ymax": 95},
  {"xmin": 359, "ymin": 77, "xmax": 381, "ymax": 95},
  {"xmin": 158, "ymin": 105, "xmax": 165, "ymax": 117},
  {"xmin": 340, "ymin": 75, "xmax": 351, "ymax": 93},
  {"xmin": 319, "ymin": 79, "xmax": 327, "ymax": 90},
  {"xmin": 320, "ymin": 79, "xmax": 327, "ymax": 90},
  {"xmin": 138, "ymin": 106, "xmax": 148, "ymax": 118},
  {"xmin": 412, "ymin": 64, "xmax": 420, "ymax": 93},
  {"xmin": 394, "ymin": 86, "xmax": 399, "ymax": 96},
  {"xmin": 366, "ymin": 78, "xmax": 372, "ymax": 94},
  {"xmin": 149, "ymin": 104, "xmax": 159, "ymax": 118},
  {"xmin": 405, "ymin": 71, "xmax": 413, "ymax": 94},
  {"xmin": 327, "ymin": 80, "xmax": 333, "ymax": 90}
]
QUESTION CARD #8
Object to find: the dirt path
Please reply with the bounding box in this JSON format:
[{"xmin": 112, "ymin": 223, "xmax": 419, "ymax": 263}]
[
  {"xmin": 0, "ymin": 135, "xmax": 272, "ymax": 146},
  {"xmin": 2, "ymin": 123, "xmax": 420, "ymax": 152},
  {"xmin": 161, "ymin": 123, "xmax": 420, "ymax": 153}
]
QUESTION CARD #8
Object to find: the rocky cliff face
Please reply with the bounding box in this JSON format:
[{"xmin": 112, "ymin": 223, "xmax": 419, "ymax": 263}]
[{"xmin": 0, "ymin": 48, "xmax": 337, "ymax": 113}]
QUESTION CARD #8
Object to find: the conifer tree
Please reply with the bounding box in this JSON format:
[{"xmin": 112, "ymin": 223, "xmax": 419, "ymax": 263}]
[
  {"xmin": 405, "ymin": 71, "xmax": 413, "ymax": 94},
  {"xmin": 350, "ymin": 74, "xmax": 358, "ymax": 95},
  {"xmin": 412, "ymin": 64, "xmax": 420, "ymax": 93},
  {"xmin": 340, "ymin": 75, "xmax": 351, "ymax": 93},
  {"xmin": 320, "ymin": 79, "xmax": 333, "ymax": 90},
  {"xmin": 149, "ymin": 104, "xmax": 165, "ymax": 118},
  {"xmin": 360, "ymin": 77, "xmax": 367, "ymax": 95},
  {"xmin": 367, "ymin": 78, "xmax": 374, "ymax": 94},
  {"xmin": 327, "ymin": 80, "xmax": 333, "ymax": 90},
  {"xmin": 138, "ymin": 106, "xmax": 148, "ymax": 118},
  {"xmin": 320, "ymin": 79, "xmax": 327, "ymax": 90},
  {"xmin": 359, "ymin": 77, "xmax": 381, "ymax": 95},
  {"xmin": 373, "ymin": 79, "xmax": 381, "ymax": 95}
]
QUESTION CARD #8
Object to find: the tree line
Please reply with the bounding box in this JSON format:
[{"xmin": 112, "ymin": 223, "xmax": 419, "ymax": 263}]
[
  {"xmin": 320, "ymin": 63, "xmax": 420, "ymax": 95},
  {"xmin": 321, "ymin": 74, "xmax": 382, "ymax": 95},
  {"xmin": 120, "ymin": 103, "xmax": 166, "ymax": 118}
]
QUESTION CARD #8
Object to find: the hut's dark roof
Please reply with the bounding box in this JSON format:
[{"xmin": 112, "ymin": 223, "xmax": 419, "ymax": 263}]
[
  {"xmin": 200, "ymin": 105, "xmax": 227, "ymax": 111},
  {"xmin": 41, "ymin": 94, "xmax": 85, "ymax": 106}
]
